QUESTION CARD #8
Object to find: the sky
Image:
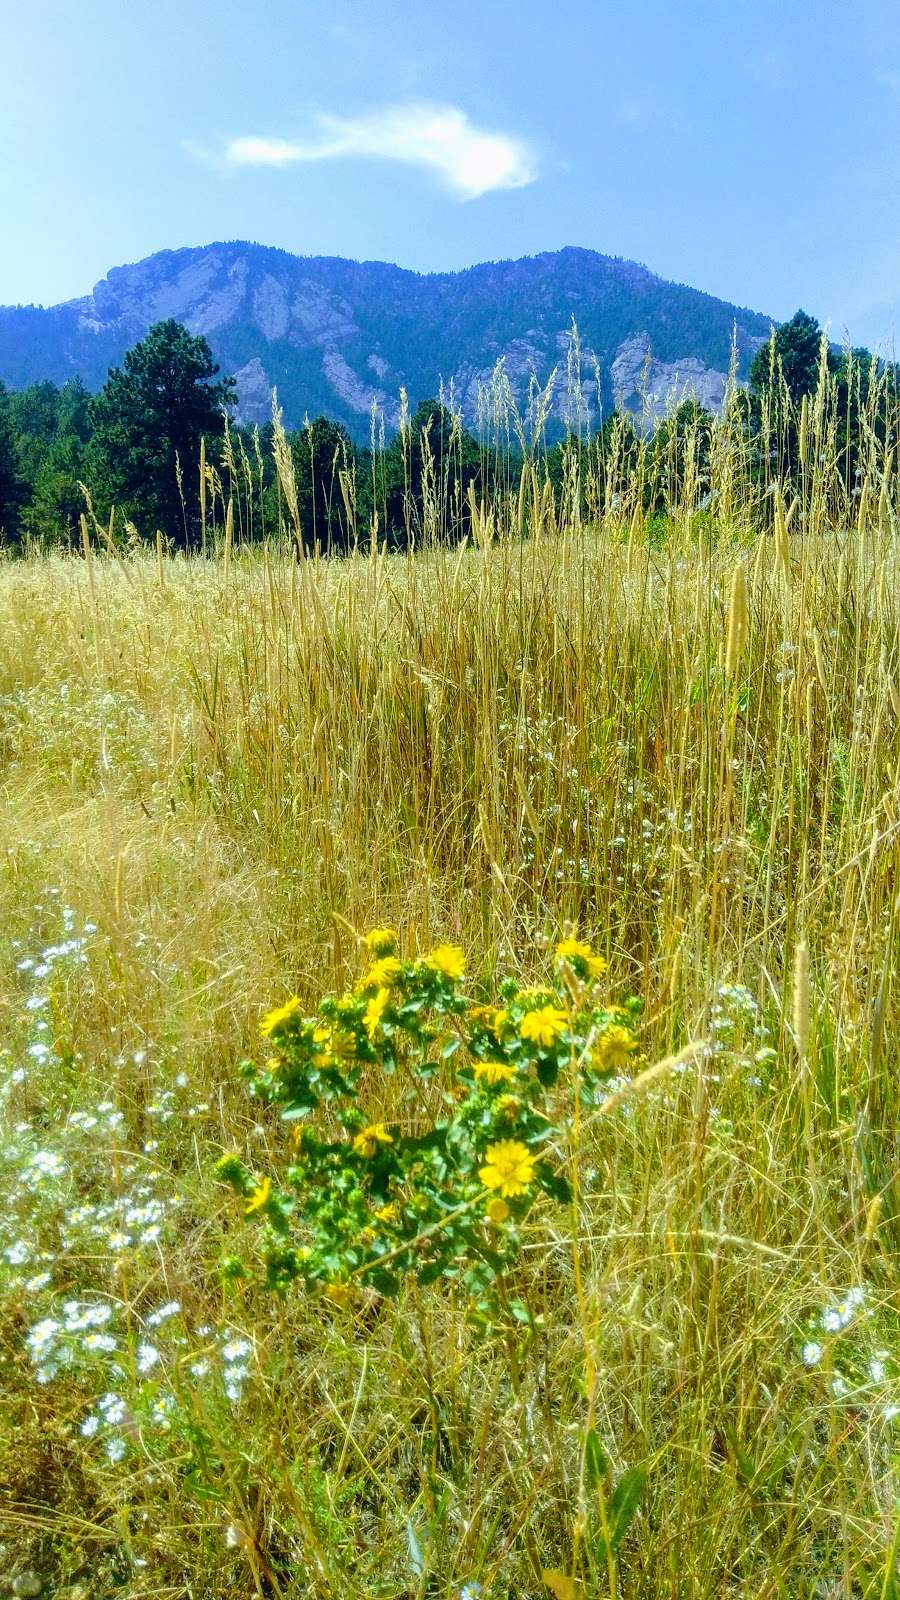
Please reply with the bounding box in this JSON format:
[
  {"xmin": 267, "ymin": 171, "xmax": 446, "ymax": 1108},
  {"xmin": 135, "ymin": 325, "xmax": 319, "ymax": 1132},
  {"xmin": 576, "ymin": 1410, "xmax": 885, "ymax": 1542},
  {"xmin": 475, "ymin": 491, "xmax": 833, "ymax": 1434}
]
[{"xmin": 2, "ymin": 0, "xmax": 899, "ymax": 350}]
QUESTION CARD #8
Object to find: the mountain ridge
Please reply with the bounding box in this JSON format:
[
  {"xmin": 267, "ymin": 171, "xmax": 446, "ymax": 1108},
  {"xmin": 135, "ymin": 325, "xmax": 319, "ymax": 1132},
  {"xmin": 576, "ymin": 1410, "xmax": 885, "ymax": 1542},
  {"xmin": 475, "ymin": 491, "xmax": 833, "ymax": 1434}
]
[{"xmin": 0, "ymin": 242, "xmax": 774, "ymax": 438}]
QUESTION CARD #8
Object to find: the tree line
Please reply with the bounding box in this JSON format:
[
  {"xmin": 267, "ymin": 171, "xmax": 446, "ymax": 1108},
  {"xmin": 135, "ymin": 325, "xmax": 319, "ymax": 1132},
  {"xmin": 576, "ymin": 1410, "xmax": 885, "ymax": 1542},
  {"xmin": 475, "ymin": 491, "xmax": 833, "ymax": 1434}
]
[{"xmin": 0, "ymin": 311, "xmax": 895, "ymax": 551}]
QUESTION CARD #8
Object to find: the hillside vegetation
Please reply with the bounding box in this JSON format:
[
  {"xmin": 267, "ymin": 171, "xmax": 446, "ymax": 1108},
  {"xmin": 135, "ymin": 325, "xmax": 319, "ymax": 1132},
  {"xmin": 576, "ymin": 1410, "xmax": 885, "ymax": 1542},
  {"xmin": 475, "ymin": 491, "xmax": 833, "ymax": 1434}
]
[{"xmin": 1, "ymin": 344, "xmax": 900, "ymax": 1599}]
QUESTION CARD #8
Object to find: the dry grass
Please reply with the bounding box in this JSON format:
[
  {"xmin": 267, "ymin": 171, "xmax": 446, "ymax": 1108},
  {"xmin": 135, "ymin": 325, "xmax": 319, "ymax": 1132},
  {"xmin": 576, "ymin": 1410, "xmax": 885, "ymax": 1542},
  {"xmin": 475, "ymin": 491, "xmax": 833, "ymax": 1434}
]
[{"xmin": 1, "ymin": 514, "xmax": 900, "ymax": 1598}]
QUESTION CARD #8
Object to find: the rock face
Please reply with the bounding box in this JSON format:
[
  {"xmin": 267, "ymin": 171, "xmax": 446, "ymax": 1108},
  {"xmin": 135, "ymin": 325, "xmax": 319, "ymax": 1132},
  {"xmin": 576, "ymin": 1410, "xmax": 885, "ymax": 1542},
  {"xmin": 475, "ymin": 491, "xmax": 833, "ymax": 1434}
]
[
  {"xmin": 611, "ymin": 334, "xmax": 731, "ymax": 429},
  {"xmin": 0, "ymin": 242, "xmax": 772, "ymax": 439}
]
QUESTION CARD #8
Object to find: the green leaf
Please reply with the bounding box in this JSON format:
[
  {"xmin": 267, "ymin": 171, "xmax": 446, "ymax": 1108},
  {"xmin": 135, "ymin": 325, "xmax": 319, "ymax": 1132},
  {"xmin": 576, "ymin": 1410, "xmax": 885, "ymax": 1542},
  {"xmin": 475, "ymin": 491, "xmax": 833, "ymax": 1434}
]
[
  {"xmin": 542, "ymin": 1569, "xmax": 580, "ymax": 1600},
  {"xmin": 540, "ymin": 1167, "xmax": 573, "ymax": 1204},
  {"xmin": 584, "ymin": 1428, "xmax": 609, "ymax": 1493},
  {"xmin": 608, "ymin": 1465, "xmax": 647, "ymax": 1553},
  {"xmin": 724, "ymin": 1422, "xmax": 757, "ymax": 1485},
  {"xmin": 405, "ymin": 1518, "xmax": 425, "ymax": 1577},
  {"xmin": 417, "ymin": 1258, "xmax": 448, "ymax": 1287},
  {"xmin": 365, "ymin": 1266, "xmax": 400, "ymax": 1296}
]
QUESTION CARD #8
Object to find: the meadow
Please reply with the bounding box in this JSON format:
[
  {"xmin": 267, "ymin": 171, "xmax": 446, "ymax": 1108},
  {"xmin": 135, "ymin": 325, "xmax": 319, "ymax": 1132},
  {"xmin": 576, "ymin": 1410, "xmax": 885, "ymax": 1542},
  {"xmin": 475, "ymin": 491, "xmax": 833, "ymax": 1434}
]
[{"xmin": 2, "ymin": 379, "xmax": 900, "ymax": 1599}]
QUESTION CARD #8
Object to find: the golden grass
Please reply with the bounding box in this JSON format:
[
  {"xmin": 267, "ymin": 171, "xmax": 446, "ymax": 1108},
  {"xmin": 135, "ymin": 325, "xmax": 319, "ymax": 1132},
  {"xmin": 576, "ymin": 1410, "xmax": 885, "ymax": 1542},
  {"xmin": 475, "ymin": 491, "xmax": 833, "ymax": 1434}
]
[{"xmin": 1, "ymin": 519, "xmax": 899, "ymax": 1598}]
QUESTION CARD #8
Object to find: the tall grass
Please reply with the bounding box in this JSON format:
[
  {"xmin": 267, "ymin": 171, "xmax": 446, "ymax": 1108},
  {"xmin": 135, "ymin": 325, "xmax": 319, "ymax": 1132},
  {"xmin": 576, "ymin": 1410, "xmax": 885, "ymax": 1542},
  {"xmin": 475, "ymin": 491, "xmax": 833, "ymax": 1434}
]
[{"xmin": 1, "ymin": 364, "xmax": 900, "ymax": 1597}]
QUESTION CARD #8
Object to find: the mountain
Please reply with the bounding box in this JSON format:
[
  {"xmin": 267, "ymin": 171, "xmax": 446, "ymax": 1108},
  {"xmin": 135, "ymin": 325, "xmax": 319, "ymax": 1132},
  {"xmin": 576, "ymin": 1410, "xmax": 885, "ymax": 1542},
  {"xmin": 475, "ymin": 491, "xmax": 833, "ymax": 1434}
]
[{"xmin": 0, "ymin": 242, "xmax": 773, "ymax": 439}]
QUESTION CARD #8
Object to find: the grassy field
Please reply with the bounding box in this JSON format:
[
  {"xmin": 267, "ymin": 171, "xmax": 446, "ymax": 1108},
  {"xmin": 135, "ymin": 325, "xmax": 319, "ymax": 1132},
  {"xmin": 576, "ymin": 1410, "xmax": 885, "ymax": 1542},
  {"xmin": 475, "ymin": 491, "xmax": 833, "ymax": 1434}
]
[{"xmin": 2, "ymin": 519, "xmax": 900, "ymax": 1599}]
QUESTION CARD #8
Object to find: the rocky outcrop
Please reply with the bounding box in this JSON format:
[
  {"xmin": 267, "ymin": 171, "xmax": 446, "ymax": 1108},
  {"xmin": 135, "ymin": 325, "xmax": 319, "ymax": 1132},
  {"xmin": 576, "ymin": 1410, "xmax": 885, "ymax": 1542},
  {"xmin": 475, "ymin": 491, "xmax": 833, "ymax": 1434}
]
[
  {"xmin": 231, "ymin": 357, "xmax": 274, "ymax": 426},
  {"xmin": 610, "ymin": 333, "xmax": 736, "ymax": 427},
  {"xmin": 321, "ymin": 349, "xmax": 400, "ymax": 425}
]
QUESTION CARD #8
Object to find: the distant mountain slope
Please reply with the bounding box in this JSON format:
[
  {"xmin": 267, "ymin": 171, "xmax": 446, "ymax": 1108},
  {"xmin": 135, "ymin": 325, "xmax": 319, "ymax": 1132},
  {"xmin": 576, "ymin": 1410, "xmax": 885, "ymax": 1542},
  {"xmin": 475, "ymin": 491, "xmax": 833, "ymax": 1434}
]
[{"xmin": 0, "ymin": 242, "xmax": 772, "ymax": 438}]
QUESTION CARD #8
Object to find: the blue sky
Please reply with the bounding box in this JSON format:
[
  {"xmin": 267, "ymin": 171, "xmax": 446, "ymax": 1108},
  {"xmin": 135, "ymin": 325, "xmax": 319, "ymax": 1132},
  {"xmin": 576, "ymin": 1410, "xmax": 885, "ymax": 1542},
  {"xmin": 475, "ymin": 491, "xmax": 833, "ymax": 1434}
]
[{"xmin": 2, "ymin": 0, "xmax": 898, "ymax": 348}]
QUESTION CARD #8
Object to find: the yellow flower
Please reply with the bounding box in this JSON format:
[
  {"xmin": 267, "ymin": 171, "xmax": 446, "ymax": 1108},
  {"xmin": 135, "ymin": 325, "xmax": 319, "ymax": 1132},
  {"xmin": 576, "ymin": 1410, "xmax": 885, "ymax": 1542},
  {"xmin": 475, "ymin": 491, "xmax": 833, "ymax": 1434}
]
[
  {"xmin": 495, "ymin": 1093, "xmax": 521, "ymax": 1118},
  {"xmin": 423, "ymin": 944, "xmax": 467, "ymax": 981},
  {"xmin": 555, "ymin": 938, "xmax": 607, "ymax": 982},
  {"xmin": 592, "ymin": 1025, "xmax": 637, "ymax": 1072},
  {"xmin": 485, "ymin": 1196, "xmax": 510, "ymax": 1225},
  {"xmin": 473, "ymin": 1060, "xmax": 518, "ymax": 1087},
  {"xmin": 259, "ymin": 996, "xmax": 303, "ymax": 1038},
  {"xmin": 352, "ymin": 1122, "xmax": 394, "ymax": 1158},
  {"xmin": 324, "ymin": 1282, "xmax": 354, "ymax": 1308},
  {"xmin": 556, "ymin": 937, "xmax": 592, "ymax": 964},
  {"xmin": 364, "ymin": 927, "xmax": 398, "ymax": 956},
  {"xmin": 311, "ymin": 1024, "xmax": 333, "ymax": 1065},
  {"xmin": 374, "ymin": 1202, "xmax": 399, "ymax": 1224},
  {"xmin": 244, "ymin": 1176, "xmax": 271, "ymax": 1214},
  {"xmin": 519, "ymin": 1004, "xmax": 568, "ymax": 1048},
  {"xmin": 357, "ymin": 956, "xmax": 403, "ymax": 993},
  {"xmin": 363, "ymin": 987, "xmax": 391, "ymax": 1038},
  {"xmin": 479, "ymin": 1139, "xmax": 537, "ymax": 1198},
  {"xmin": 470, "ymin": 1004, "xmax": 511, "ymax": 1038},
  {"xmin": 264, "ymin": 1056, "xmax": 282, "ymax": 1074}
]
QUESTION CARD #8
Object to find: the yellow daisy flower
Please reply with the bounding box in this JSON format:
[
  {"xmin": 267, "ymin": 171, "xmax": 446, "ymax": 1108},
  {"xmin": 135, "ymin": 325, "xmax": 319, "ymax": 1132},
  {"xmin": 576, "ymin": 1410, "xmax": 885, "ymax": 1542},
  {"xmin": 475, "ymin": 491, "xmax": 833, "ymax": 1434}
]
[
  {"xmin": 423, "ymin": 944, "xmax": 467, "ymax": 981},
  {"xmin": 363, "ymin": 987, "xmax": 391, "ymax": 1038},
  {"xmin": 555, "ymin": 938, "xmax": 607, "ymax": 981},
  {"xmin": 357, "ymin": 956, "xmax": 403, "ymax": 993},
  {"xmin": 259, "ymin": 996, "xmax": 303, "ymax": 1038},
  {"xmin": 374, "ymin": 1202, "xmax": 399, "ymax": 1224},
  {"xmin": 519, "ymin": 1004, "xmax": 568, "ymax": 1048},
  {"xmin": 592, "ymin": 1025, "xmax": 637, "ymax": 1072},
  {"xmin": 479, "ymin": 1139, "xmax": 537, "ymax": 1197},
  {"xmin": 473, "ymin": 1060, "xmax": 518, "ymax": 1087},
  {"xmin": 324, "ymin": 1282, "xmax": 354, "ymax": 1308},
  {"xmin": 364, "ymin": 927, "xmax": 398, "ymax": 956},
  {"xmin": 244, "ymin": 1176, "xmax": 271, "ymax": 1214},
  {"xmin": 352, "ymin": 1122, "xmax": 394, "ymax": 1158}
]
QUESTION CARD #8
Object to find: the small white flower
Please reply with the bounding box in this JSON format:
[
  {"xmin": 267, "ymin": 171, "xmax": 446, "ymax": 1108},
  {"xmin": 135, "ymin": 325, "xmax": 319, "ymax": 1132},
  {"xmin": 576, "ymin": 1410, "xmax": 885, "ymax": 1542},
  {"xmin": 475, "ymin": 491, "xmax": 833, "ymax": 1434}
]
[
  {"xmin": 27, "ymin": 1318, "xmax": 60, "ymax": 1353},
  {"xmin": 146, "ymin": 1300, "xmax": 180, "ymax": 1328},
  {"xmin": 224, "ymin": 1370, "xmax": 247, "ymax": 1402},
  {"xmin": 83, "ymin": 1332, "xmax": 117, "ymax": 1353},
  {"xmin": 81, "ymin": 1414, "xmax": 100, "ymax": 1437},
  {"xmin": 802, "ymin": 1341, "xmax": 823, "ymax": 1366},
  {"xmin": 221, "ymin": 1338, "xmax": 252, "ymax": 1364},
  {"xmin": 136, "ymin": 1342, "xmax": 160, "ymax": 1374},
  {"xmin": 106, "ymin": 1437, "xmax": 126, "ymax": 1463}
]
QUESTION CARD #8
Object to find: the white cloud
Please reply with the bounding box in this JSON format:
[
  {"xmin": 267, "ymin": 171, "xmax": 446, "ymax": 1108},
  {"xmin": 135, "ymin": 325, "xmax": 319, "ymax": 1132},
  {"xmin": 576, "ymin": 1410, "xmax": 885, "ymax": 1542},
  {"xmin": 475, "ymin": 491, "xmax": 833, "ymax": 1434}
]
[{"xmin": 224, "ymin": 102, "xmax": 536, "ymax": 199}]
